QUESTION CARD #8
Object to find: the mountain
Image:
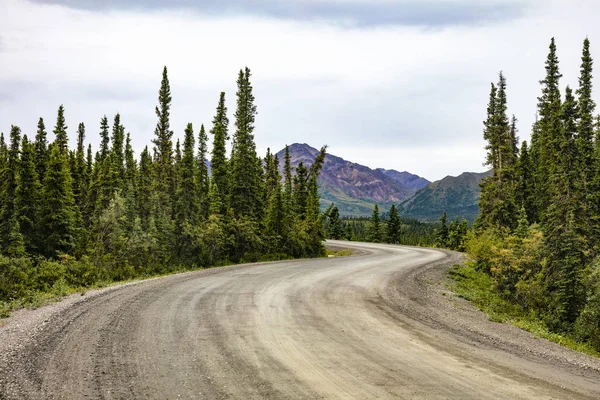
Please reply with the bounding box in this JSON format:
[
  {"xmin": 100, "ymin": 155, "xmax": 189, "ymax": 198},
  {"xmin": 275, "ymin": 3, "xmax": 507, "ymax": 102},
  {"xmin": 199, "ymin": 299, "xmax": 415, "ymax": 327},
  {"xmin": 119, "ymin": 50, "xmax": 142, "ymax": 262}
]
[
  {"xmin": 397, "ymin": 170, "xmax": 492, "ymax": 222},
  {"xmin": 376, "ymin": 169, "xmax": 430, "ymax": 191},
  {"xmin": 275, "ymin": 143, "xmax": 430, "ymax": 216}
]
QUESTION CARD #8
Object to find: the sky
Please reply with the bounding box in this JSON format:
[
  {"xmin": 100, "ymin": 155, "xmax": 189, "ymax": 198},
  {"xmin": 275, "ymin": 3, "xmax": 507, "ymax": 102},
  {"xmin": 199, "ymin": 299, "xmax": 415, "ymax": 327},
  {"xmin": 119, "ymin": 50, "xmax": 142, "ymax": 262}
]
[{"xmin": 1, "ymin": 0, "xmax": 599, "ymax": 181}]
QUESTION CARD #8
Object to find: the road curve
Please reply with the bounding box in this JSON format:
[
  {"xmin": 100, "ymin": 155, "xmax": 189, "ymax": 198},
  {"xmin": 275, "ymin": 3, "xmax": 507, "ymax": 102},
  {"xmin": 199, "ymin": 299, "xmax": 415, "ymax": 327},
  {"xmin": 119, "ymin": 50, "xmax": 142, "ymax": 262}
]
[{"xmin": 1, "ymin": 241, "xmax": 600, "ymax": 399}]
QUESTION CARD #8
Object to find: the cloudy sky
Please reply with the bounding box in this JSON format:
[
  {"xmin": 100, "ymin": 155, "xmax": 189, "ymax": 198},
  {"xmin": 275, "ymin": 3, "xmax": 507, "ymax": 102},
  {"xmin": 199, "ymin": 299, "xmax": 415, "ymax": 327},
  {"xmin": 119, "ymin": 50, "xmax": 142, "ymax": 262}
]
[{"xmin": 1, "ymin": 0, "xmax": 599, "ymax": 181}]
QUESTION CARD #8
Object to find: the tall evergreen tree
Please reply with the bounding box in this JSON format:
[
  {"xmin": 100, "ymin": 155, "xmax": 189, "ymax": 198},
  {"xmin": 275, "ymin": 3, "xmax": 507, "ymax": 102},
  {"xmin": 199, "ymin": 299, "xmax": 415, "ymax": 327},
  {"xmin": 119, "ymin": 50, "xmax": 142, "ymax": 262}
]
[
  {"xmin": 98, "ymin": 115, "xmax": 110, "ymax": 162},
  {"xmin": 210, "ymin": 92, "xmax": 230, "ymax": 213},
  {"xmin": 197, "ymin": 124, "xmax": 210, "ymax": 220},
  {"xmin": 543, "ymin": 86, "xmax": 587, "ymax": 331},
  {"xmin": 387, "ymin": 204, "xmax": 402, "ymax": 244},
  {"xmin": 152, "ymin": 66, "xmax": 175, "ymax": 206},
  {"xmin": 73, "ymin": 122, "xmax": 87, "ymax": 210},
  {"xmin": 516, "ymin": 141, "xmax": 535, "ymax": 221},
  {"xmin": 111, "ymin": 113, "xmax": 126, "ymax": 189},
  {"xmin": 137, "ymin": 146, "xmax": 154, "ymax": 231},
  {"xmin": 175, "ymin": 124, "xmax": 199, "ymax": 228},
  {"xmin": 53, "ymin": 105, "xmax": 69, "ymax": 155},
  {"xmin": 534, "ymin": 38, "xmax": 563, "ymax": 217},
  {"xmin": 34, "ymin": 117, "xmax": 49, "ymax": 181},
  {"xmin": 16, "ymin": 136, "xmax": 41, "ymax": 252},
  {"xmin": 40, "ymin": 145, "xmax": 78, "ymax": 257},
  {"xmin": 0, "ymin": 126, "xmax": 22, "ymax": 253},
  {"xmin": 230, "ymin": 67, "xmax": 261, "ymax": 219},
  {"xmin": 477, "ymin": 72, "xmax": 518, "ymax": 230},
  {"xmin": 436, "ymin": 211, "xmax": 449, "ymax": 247},
  {"xmin": 328, "ymin": 205, "xmax": 343, "ymax": 240},
  {"xmin": 368, "ymin": 204, "xmax": 383, "ymax": 243}
]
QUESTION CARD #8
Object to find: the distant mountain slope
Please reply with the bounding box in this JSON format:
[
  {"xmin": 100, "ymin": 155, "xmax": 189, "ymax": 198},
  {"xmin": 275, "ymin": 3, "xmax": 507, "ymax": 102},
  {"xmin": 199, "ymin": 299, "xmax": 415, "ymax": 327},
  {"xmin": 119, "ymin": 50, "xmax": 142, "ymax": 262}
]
[
  {"xmin": 275, "ymin": 144, "xmax": 429, "ymax": 216},
  {"xmin": 398, "ymin": 170, "xmax": 492, "ymax": 222},
  {"xmin": 376, "ymin": 169, "xmax": 430, "ymax": 191}
]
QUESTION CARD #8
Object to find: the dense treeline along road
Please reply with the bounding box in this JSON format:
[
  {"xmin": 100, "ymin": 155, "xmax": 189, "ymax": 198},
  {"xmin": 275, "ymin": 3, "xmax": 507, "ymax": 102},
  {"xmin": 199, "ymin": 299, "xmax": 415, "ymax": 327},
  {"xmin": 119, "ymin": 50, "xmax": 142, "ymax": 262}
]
[
  {"xmin": 0, "ymin": 66, "xmax": 329, "ymax": 316},
  {"xmin": 1, "ymin": 241, "xmax": 599, "ymax": 399}
]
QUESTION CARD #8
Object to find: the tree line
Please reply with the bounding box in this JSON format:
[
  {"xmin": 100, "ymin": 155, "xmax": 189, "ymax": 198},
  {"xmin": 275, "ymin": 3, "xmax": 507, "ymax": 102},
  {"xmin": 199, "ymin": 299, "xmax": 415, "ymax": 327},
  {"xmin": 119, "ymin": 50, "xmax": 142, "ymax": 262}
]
[
  {"xmin": 472, "ymin": 37, "xmax": 600, "ymax": 350},
  {"xmin": 0, "ymin": 67, "xmax": 327, "ymax": 305},
  {"xmin": 324, "ymin": 203, "xmax": 438, "ymax": 247}
]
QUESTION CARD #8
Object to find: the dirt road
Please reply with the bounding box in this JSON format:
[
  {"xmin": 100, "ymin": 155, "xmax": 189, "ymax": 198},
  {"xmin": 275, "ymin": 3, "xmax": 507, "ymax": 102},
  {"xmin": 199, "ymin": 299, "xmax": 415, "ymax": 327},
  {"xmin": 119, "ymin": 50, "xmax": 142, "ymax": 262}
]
[{"xmin": 1, "ymin": 241, "xmax": 600, "ymax": 399}]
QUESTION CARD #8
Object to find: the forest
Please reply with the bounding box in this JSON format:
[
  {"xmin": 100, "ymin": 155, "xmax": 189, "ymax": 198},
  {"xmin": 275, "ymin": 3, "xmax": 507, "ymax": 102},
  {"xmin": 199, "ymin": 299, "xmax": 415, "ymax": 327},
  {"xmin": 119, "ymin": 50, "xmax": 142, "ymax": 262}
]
[
  {"xmin": 466, "ymin": 37, "xmax": 600, "ymax": 352},
  {"xmin": 0, "ymin": 67, "xmax": 327, "ymax": 311}
]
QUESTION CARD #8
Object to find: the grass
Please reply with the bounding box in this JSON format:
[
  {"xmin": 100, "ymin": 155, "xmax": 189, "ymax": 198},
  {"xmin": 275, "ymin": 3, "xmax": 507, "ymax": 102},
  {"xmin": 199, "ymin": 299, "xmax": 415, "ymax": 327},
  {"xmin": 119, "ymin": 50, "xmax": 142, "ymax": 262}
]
[
  {"xmin": 326, "ymin": 248, "xmax": 354, "ymax": 257},
  {"xmin": 448, "ymin": 263, "xmax": 600, "ymax": 359}
]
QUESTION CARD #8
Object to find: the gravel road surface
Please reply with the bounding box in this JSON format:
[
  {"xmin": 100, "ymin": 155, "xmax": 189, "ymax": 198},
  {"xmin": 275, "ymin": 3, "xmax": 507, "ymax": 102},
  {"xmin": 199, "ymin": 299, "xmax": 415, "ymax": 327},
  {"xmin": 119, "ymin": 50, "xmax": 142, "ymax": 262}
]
[{"xmin": 1, "ymin": 241, "xmax": 599, "ymax": 399}]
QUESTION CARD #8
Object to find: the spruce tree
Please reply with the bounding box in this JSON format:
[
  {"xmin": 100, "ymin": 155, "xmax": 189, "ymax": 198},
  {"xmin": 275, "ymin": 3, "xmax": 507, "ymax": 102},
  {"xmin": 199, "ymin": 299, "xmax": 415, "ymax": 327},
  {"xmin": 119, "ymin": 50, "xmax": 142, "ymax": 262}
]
[
  {"xmin": 230, "ymin": 67, "xmax": 261, "ymax": 218},
  {"xmin": 0, "ymin": 126, "xmax": 21, "ymax": 253},
  {"xmin": 210, "ymin": 92, "xmax": 230, "ymax": 213},
  {"xmin": 152, "ymin": 66, "xmax": 175, "ymax": 208},
  {"xmin": 73, "ymin": 122, "xmax": 87, "ymax": 210},
  {"xmin": 174, "ymin": 124, "xmax": 199, "ymax": 230},
  {"xmin": 111, "ymin": 113, "xmax": 126, "ymax": 189},
  {"xmin": 543, "ymin": 86, "xmax": 587, "ymax": 331},
  {"xmin": 328, "ymin": 206, "xmax": 343, "ymax": 240},
  {"xmin": 534, "ymin": 38, "xmax": 563, "ymax": 217},
  {"xmin": 34, "ymin": 117, "xmax": 49, "ymax": 181},
  {"xmin": 477, "ymin": 72, "xmax": 518, "ymax": 230},
  {"xmin": 516, "ymin": 141, "xmax": 535, "ymax": 221},
  {"xmin": 386, "ymin": 204, "xmax": 402, "ymax": 244},
  {"xmin": 436, "ymin": 211, "xmax": 449, "ymax": 248},
  {"xmin": 99, "ymin": 115, "xmax": 110, "ymax": 162},
  {"xmin": 53, "ymin": 105, "xmax": 69, "ymax": 155},
  {"xmin": 368, "ymin": 204, "xmax": 382, "ymax": 243},
  {"xmin": 137, "ymin": 146, "xmax": 154, "ymax": 231},
  {"xmin": 40, "ymin": 145, "xmax": 78, "ymax": 257},
  {"xmin": 197, "ymin": 124, "xmax": 210, "ymax": 220},
  {"xmin": 16, "ymin": 136, "xmax": 41, "ymax": 252}
]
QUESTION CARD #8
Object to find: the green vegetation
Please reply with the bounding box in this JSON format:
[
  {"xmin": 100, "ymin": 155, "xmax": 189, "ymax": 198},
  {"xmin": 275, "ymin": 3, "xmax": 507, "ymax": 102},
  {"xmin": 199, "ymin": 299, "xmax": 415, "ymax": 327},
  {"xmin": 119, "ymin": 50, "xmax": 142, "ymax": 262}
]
[
  {"xmin": 324, "ymin": 204, "xmax": 441, "ymax": 247},
  {"xmin": 462, "ymin": 37, "xmax": 600, "ymax": 354},
  {"xmin": 0, "ymin": 67, "xmax": 328, "ymax": 316},
  {"xmin": 449, "ymin": 263, "xmax": 600, "ymax": 358}
]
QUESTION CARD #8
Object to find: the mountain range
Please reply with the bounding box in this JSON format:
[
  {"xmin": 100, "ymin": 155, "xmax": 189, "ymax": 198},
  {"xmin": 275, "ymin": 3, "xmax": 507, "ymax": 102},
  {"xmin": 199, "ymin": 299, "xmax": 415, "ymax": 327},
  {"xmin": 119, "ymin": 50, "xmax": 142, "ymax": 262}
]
[{"xmin": 275, "ymin": 143, "xmax": 489, "ymax": 222}]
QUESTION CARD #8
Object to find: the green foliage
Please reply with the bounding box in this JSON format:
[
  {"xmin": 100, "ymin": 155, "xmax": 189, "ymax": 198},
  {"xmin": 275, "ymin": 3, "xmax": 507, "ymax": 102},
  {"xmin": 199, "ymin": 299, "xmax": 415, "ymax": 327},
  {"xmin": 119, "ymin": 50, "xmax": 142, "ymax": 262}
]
[
  {"xmin": 0, "ymin": 66, "xmax": 329, "ymax": 316},
  {"xmin": 368, "ymin": 204, "xmax": 383, "ymax": 242},
  {"xmin": 464, "ymin": 38, "xmax": 600, "ymax": 353}
]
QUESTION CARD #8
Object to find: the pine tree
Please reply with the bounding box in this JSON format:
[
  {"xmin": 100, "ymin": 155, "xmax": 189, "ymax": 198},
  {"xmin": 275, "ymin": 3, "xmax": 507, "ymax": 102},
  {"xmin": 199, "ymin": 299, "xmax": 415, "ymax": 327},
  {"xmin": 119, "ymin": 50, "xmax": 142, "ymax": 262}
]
[
  {"xmin": 197, "ymin": 124, "xmax": 210, "ymax": 220},
  {"xmin": 0, "ymin": 126, "xmax": 21, "ymax": 253},
  {"xmin": 99, "ymin": 115, "xmax": 110, "ymax": 162},
  {"xmin": 111, "ymin": 113, "xmax": 126, "ymax": 189},
  {"xmin": 436, "ymin": 211, "xmax": 449, "ymax": 248},
  {"xmin": 174, "ymin": 124, "xmax": 199, "ymax": 230},
  {"xmin": 137, "ymin": 146, "xmax": 154, "ymax": 231},
  {"xmin": 542, "ymin": 86, "xmax": 587, "ymax": 331},
  {"xmin": 534, "ymin": 38, "xmax": 563, "ymax": 217},
  {"xmin": 73, "ymin": 122, "xmax": 87, "ymax": 210},
  {"xmin": 152, "ymin": 66, "xmax": 174, "ymax": 207},
  {"xmin": 387, "ymin": 204, "xmax": 402, "ymax": 244},
  {"xmin": 40, "ymin": 145, "xmax": 78, "ymax": 257},
  {"xmin": 328, "ymin": 206, "xmax": 343, "ymax": 240},
  {"xmin": 210, "ymin": 92, "xmax": 230, "ymax": 213},
  {"xmin": 53, "ymin": 105, "xmax": 69, "ymax": 155},
  {"xmin": 477, "ymin": 72, "xmax": 518, "ymax": 230},
  {"xmin": 293, "ymin": 162, "xmax": 309, "ymax": 219},
  {"xmin": 15, "ymin": 136, "xmax": 41, "ymax": 252},
  {"xmin": 230, "ymin": 68, "xmax": 262, "ymax": 219},
  {"xmin": 516, "ymin": 141, "xmax": 536, "ymax": 222},
  {"xmin": 264, "ymin": 151, "xmax": 284, "ymax": 241},
  {"xmin": 124, "ymin": 133, "xmax": 136, "ymax": 189},
  {"xmin": 368, "ymin": 204, "xmax": 383, "ymax": 243},
  {"xmin": 34, "ymin": 117, "xmax": 49, "ymax": 181}
]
